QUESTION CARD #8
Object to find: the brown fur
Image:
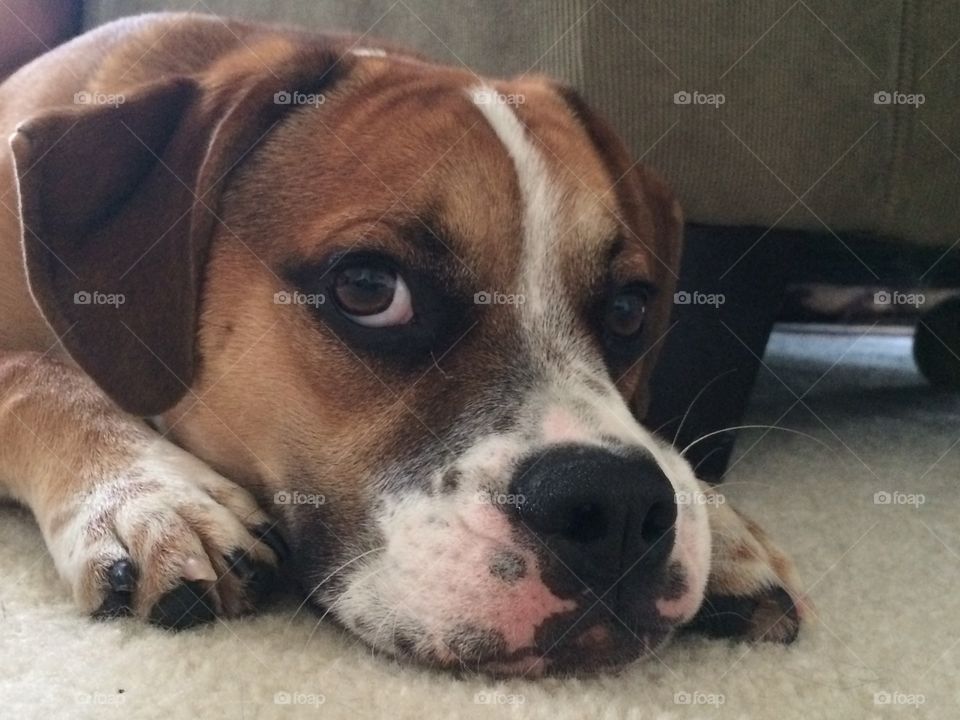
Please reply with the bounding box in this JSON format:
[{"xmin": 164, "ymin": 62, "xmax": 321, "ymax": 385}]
[{"xmin": 0, "ymin": 12, "xmax": 801, "ymax": 656}]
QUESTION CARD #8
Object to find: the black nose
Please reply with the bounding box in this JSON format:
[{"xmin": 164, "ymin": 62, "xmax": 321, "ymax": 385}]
[{"xmin": 507, "ymin": 445, "xmax": 677, "ymax": 590}]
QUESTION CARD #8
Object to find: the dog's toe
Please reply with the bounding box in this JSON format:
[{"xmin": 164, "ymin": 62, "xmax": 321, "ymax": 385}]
[
  {"xmin": 106, "ymin": 558, "xmax": 138, "ymax": 592},
  {"xmin": 253, "ymin": 524, "xmax": 291, "ymax": 565},
  {"xmin": 149, "ymin": 580, "xmax": 217, "ymax": 630},
  {"xmin": 226, "ymin": 548, "xmax": 279, "ymax": 606},
  {"xmin": 55, "ymin": 446, "xmax": 285, "ymax": 627},
  {"xmin": 93, "ymin": 559, "xmax": 138, "ymax": 619},
  {"xmin": 688, "ymin": 486, "xmax": 806, "ymax": 644},
  {"xmin": 748, "ymin": 586, "xmax": 800, "ymax": 643},
  {"xmin": 684, "ymin": 586, "xmax": 799, "ymax": 644}
]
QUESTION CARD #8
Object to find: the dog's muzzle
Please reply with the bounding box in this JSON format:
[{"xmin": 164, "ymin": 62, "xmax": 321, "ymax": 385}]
[{"xmin": 497, "ymin": 444, "xmax": 681, "ymax": 670}]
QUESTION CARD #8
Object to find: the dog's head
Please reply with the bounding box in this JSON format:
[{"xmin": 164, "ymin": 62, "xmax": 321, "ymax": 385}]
[{"xmin": 12, "ymin": 33, "xmax": 707, "ymax": 675}]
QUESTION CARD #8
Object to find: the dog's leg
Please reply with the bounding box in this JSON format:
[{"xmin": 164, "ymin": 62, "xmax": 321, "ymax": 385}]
[
  {"xmin": 684, "ymin": 481, "xmax": 807, "ymax": 643},
  {"xmin": 0, "ymin": 350, "xmax": 285, "ymax": 627}
]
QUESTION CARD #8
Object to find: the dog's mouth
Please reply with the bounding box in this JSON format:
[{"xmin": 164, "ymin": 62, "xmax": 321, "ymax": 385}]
[
  {"xmin": 305, "ymin": 578, "xmax": 690, "ymax": 677},
  {"xmin": 381, "ymin": 609, "xmax": 678, "ymax": 677},
  {"xmin": 287, "ymin": 438, "xmax": 711, "ymax": 677}
]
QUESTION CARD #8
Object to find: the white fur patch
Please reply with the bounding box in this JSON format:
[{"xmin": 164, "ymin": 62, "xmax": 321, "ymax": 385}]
[
  {"xmin": 465, "ymin": 84, "xmax": 712, "ymax": 625},
  {"xmin": 468, "ymin": 85, "xmax": 562, "ymax": 320},
  {"xmin": 335, "ymin": 493, "xmax": 575, "ymax": 657}
]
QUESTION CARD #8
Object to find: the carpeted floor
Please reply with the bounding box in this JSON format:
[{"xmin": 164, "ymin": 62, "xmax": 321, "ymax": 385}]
[{"xmin": 2, "ymin": 327, "xmax": 958, "ymax": 719}]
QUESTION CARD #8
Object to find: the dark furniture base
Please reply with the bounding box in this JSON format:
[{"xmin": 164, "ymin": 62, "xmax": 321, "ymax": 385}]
[{"xmin": 645, "ymin": 225, "xmax": 960, "ymax": 484}]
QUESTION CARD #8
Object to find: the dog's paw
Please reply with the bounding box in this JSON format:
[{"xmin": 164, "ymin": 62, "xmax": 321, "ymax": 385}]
[
  {"xmin": 48, "ymin": 440, "xmax": 287, "ymax": 628},
  {"xmin": 683, "ymin": 484, "xmax": 807, "ymax": 644}
]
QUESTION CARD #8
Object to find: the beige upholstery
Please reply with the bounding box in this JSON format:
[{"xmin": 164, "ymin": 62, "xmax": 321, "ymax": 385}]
[{"xmin": 85, "ymin": 0, "xmax": 960, "ymax": 249}]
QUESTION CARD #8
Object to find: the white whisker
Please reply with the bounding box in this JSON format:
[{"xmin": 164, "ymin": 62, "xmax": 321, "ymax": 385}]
[
  {"xmin": 673, "ymin": 368, "xmax": 738, "ymax": 445},
  {"xmin": 302, "ymin": 560, "xmax": 391, "ymax": 651},
  {"xmin": 681, "ymin": 424, "xmax": 836, "ymax": 458},
  {"xmin": 287, "ymin": 545, "xmax": 386, "ymax": 627}
]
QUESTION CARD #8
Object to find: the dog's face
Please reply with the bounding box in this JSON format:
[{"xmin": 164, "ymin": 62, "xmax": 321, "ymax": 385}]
[{"xmin": 14, "ymin": 42, "xmax": 705, "ymax": 675}]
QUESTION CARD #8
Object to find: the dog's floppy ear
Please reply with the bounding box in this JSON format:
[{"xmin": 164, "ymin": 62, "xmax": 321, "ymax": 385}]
[
  {"xmin": 555, "ymin": 87, "xmax": 683, "ymax": 420},
  {"xmin": 10, "ymin": 49, "xmax": 347, "ymax": 417},
  {"xmin": 11, "ymin": 78, "xmax": 209, "ymax": 417}
]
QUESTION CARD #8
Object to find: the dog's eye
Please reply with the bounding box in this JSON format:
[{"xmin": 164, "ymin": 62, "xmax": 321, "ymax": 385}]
[
  {"xmin": 604, "ymin": 285, "xmax": 648, "ymax": 338},
  {"xmin": 333, "ymin": 263, "xmax": 413, "ymax": 327}
]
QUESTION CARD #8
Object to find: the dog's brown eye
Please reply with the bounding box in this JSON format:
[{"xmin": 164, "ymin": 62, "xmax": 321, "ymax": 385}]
[
  {"xmin": 334, "ymin": 265, "xmax": 414, "ymax": 327},
  {"xmin": 604, "ymin": 286, "xmax": 647, "ymax": 338}
]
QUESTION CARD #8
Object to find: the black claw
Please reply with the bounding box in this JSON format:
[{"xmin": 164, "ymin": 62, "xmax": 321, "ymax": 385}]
[
  {"xmin": 149, "ymin": 580, "xmax": 216, "ymax": 630},
  {"xmin": 682, "ymin": 593, "xmax": 758, "ymax": 639},
  {"xmin": 682, "ymin": 586, "xmax": 800, "ymax": 644},
  {"xmin": 94, "ymin": 591, "xmax": 133, "ymax": 619},
  {"xmin": 93, "ymin": 559, "xmax": 137, "ymax": 619},
  {"xmin": 107, "ymin": 559, "xmax": 138, "ymax": 592},
  {"xmin": 253, "ymin": 524, "xmax": 290, "ymax": 564},
  {"xmin": 763, "ymin": 587, "xmax": 801, "ymax": 644},
  {"xmin": 229, "ymin": 551, "xmax": 256, "ymax": 579},
  {"xmin": 227, "ymin": 549, "xmax": 278, "ymax": 604}
]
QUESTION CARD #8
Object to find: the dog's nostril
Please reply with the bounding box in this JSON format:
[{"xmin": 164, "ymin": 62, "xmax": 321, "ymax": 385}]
[
  {"xmin": 641, "ymin": 501, "xmax": 676, "ymax": 545},
  {"xmin": 508, "ymin": 446, "xmax": 677, "ymax": 585},
  {"xmin": 563, "ymin": 502, "xmax": 607, "ymax": 543}
]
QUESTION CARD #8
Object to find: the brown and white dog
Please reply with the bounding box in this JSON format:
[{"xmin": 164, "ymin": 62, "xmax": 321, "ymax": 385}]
[{"xmin": 0, "ymin": 13, "xmax": 805, "ymax": 675}]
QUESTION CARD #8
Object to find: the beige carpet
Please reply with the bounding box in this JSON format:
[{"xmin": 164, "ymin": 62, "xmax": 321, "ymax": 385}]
[{"xmin": 2, "ymin": 327, "xmax": 958, "ymax": 719}]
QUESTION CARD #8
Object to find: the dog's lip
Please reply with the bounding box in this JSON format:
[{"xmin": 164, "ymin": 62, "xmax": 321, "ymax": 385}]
[{"xmin": 418, "ymin": 624, "xmax": 675, "ymax": 677}]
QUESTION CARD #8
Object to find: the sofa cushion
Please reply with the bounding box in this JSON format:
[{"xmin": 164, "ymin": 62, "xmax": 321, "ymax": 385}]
[{"xmin": 83, "ymin": 0, "xmax": 960, "ymax": 249}]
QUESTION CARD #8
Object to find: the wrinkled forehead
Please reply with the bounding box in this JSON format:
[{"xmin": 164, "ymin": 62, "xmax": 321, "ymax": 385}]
[{"xmin": 268, "ymin": 59, "xmax": 656, "ymax": 296}]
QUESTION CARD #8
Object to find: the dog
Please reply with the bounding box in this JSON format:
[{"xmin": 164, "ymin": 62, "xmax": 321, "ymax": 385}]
[{"xmin": 0, "ymin": 12, "xmax": 805, "ymax": 675}]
